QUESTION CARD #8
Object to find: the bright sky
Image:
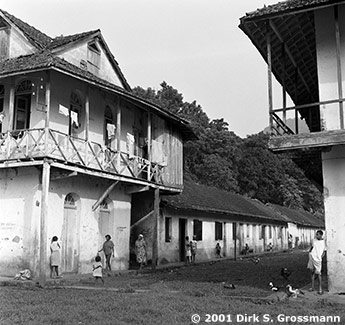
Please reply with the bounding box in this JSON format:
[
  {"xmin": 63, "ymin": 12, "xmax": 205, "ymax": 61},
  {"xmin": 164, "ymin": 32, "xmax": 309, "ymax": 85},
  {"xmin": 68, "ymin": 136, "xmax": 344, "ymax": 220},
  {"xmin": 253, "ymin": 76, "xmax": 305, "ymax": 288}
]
[{"xmin": 2, "ymin": 0, "xmax": 280, "ymax": 138}]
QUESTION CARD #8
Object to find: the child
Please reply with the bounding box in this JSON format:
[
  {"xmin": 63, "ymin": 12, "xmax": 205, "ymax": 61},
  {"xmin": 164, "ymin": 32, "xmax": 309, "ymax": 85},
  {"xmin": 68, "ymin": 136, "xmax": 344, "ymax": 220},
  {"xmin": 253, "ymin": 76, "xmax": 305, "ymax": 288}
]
[
  {"xmin": 307, "ymin": 230, "xmax": 326, "ymax": 294},
  {"xmin": 50, "ymin": 236, "xmax": 61, "ymax": 279},
  {"xmin": 215, "ymin": 243, "xmax": 222, "ymax": 258},
  {"xmin": 93, "ymin": 255, "xmax": 104, "ymax": 285},
  {"xmin": 185, "ymin": 236, "xmax": 191, "ymax": 264}
]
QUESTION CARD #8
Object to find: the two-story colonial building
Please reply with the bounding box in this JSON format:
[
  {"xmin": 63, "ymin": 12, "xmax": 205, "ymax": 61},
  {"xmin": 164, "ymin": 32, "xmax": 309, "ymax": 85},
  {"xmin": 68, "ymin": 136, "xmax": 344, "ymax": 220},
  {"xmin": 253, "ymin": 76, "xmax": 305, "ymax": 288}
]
[
  {"xmin": 0, "ymin": 10, "xmax": 193, "ymax": 284},
  {"xmin": 240, "ymin": 0, "xmax": 345, "ymax": 293}
]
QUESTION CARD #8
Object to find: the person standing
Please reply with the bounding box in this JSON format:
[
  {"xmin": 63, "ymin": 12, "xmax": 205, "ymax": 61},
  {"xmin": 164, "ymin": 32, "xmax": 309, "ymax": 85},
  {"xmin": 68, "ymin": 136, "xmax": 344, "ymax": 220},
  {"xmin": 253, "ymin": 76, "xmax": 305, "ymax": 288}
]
[
  {"xmin": 190, "ymin": 236, "xmax": 197, "ymax": 264},
  {"xmin": 92, "ymin": 255, "xmax": 104, "ymax": 285},
  {"xmin": 98, "ymin": 235, "xmax": 114, "ymax": 276},
  {"xmin": 50, "ymin": 236, "xmax": 61, "ymax": 278},
  {"xmin": 185, "ymin": 236, "xmax": 191, "ymax": 265},
  {"xmin": 135, "ymin": 234, "xmax": 147, "ymax": 269},
  {"xmin": 307, "ymin": 230, "xmax": 326, "ymax": 294}
]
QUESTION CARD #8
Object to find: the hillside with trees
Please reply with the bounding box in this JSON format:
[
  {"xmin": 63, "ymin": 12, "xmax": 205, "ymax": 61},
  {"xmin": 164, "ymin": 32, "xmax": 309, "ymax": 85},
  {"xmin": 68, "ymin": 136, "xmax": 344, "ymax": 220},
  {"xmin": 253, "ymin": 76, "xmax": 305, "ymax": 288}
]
[{"xmin": 133, "ymin": 82, "xmax": 324, "ymax": 216}]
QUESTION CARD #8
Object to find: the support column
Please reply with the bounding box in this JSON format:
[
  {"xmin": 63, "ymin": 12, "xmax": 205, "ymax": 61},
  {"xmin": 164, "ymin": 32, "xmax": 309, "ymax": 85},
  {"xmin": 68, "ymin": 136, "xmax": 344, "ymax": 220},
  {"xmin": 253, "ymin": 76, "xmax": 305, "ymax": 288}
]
[
  {"xmin": 147, "ymin": 112, "xmax": 152, "ymax": 181},
  {"xmin": 39, "ymin": 159, "xmax": 51, "ymax": 287},
  {"xmin": 322, "ymin": 146, "xmax": 345, "ymax": 293},
  {"xmin": 266, "ymin": 21, "xmax": 273, "ymax": 131},
  {"xmin": 151, "ymin": 188, "xmax": 160, "ymax": 271}
]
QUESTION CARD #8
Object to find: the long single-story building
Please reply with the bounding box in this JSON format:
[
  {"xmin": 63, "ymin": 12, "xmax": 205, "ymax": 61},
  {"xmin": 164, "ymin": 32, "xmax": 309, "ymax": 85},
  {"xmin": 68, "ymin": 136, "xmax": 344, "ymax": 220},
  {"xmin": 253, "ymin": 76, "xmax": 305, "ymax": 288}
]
[{"xmin": 131, "ymin": 181, "xmax": 324, "ymax": 265}]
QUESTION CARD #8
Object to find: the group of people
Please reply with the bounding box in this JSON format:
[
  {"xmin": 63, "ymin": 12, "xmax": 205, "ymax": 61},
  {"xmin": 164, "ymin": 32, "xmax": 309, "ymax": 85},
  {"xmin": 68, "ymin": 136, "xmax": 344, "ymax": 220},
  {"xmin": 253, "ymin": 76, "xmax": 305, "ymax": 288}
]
[
  {"xmin": 50, "ymin": 229, "xmax": 327, "ymax": 293},
  {"xmin": 49, "ymin": 233, "xmax": 147, "ymax": 284},
  {"xmin": 185, "ymin": 236, "xmax": 198, "ymax": 264}
]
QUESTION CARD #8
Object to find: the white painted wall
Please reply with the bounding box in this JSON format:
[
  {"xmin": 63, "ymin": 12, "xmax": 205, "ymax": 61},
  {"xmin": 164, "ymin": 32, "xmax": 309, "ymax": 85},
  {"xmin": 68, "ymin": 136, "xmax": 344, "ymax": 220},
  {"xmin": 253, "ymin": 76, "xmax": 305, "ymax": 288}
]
[
  {"xmin": 315, "ymin": 5, "xmax": 345, "ymax": 131},
  {"xmin": 315, "ymin": 4, "xmax": 345, "ymax": 293},
  {"xmin": 322, "ymin": 145, "xmax": 345, "ymax": 293},
  {"xmin": 0, "ymin": 166, "xmax": 131, "ymax": 277}
]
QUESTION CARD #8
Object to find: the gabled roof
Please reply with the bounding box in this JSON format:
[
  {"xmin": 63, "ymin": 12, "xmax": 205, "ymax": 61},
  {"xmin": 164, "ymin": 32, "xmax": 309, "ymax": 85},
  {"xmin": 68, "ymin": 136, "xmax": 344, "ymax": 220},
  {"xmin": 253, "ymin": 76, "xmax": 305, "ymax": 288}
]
[
  {"xmin": 162, "ymin": 181, "xmax": 287, "ymax": 223},
  {"xmin": 268, "ymin": 203, "xmax": 324, "ymax": 228},
  {"xmin": 162, "ymin": 180, "xmax": 324, "ymax": 228},
  {"xmin": 0, "ymin": 9, "xmax": 52, "ymax": 49},
  {"xmin": 0, "ymin": 9, "xmax": 131, "ymax": 90},
  {"xmin": 48, "ymin": 30, "xmax": 99, "ymax": 50}
]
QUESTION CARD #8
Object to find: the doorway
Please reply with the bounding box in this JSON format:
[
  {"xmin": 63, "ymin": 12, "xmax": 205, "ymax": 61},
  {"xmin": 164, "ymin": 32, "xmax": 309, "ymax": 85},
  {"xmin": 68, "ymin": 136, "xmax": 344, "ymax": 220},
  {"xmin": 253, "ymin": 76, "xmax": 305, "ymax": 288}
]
[
  {"xmin": 62, "ymin": 193, "xmax": 79, "ymax": 273},
  {"xmin": 179, "ymin": 218, "xmax": 186, "ymax": 262}
]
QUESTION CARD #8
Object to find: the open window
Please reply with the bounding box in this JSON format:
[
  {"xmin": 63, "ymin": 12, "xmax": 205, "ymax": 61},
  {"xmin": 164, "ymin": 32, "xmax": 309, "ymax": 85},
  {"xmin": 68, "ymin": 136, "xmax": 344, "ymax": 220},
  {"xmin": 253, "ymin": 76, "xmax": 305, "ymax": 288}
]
[{"xmin": 87, "ymin": 41, "xmax": 101, "ymax": 70}]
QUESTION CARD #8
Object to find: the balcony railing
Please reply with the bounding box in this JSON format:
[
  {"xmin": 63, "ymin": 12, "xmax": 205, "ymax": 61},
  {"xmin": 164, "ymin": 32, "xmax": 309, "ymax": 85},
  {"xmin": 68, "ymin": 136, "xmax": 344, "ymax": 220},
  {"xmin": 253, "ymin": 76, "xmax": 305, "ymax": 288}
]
[
  {"xmin": 270, "ymin": 97, "xmax": 345, "ymax": 137},
  {"xmin": 0, "ymin": 128, "xmax": 164, "ymax": 184}
]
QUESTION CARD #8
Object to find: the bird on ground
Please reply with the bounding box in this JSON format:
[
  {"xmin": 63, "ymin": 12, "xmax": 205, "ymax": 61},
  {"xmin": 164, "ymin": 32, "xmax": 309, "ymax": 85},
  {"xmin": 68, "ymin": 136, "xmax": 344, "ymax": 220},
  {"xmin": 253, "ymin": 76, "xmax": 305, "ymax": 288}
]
[
  {"xmin": 222, "ymin": 282, "xmax": 236, "ymax": 289},
  {"xmin": 286, "ymin": 284, "xmax": 304, "ymax": 298},
  {"xmin": 251, "ymin": 257, "xmax": 260, "ymax": 264},
  {"xmin": 281, "ymin": 267, "xmax": 291, "ymax": 280},
  {"xmin": 269, "ymin": 282, "xmax": 279, "ymax": 291}
]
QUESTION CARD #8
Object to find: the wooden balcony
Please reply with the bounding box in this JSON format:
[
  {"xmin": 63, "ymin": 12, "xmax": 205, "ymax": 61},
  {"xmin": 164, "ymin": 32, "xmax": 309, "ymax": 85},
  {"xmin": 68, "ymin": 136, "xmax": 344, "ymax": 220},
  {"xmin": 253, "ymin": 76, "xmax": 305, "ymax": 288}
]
[
  {"xmin": 0, "ymin": 128, "xmax": 165, "ymax": 185},
  {"xmin": 269, "ymin": 98, "xmax": 345, "ymax": 152}
]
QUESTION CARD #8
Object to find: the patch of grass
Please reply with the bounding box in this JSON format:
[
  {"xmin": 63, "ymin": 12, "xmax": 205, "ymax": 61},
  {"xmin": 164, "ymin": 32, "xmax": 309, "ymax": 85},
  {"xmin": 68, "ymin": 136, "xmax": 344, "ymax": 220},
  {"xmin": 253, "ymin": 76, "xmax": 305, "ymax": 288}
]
[{"xmin": 1, "ymin": 251, "xmax": 343, "ymax": 325}]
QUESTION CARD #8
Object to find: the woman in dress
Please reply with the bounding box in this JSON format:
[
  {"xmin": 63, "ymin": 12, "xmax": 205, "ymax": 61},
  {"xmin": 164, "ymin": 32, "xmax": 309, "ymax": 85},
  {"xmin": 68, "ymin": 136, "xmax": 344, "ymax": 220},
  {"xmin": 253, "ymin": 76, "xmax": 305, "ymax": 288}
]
[
  {"xmin": 135, "ymin": 234, "xmax": 147, "ymax": 269},
  {"xmin": 50, "ymin": 236, "xmax": 61, "ymax": 278}
]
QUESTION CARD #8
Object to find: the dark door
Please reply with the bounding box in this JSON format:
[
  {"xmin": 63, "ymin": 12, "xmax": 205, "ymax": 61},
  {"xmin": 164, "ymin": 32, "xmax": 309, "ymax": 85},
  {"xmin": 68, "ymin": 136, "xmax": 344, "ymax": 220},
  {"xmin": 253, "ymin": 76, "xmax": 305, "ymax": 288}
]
[{"xmin": 179, "ymin": 218, "xmax": 186, "ymax": 262}]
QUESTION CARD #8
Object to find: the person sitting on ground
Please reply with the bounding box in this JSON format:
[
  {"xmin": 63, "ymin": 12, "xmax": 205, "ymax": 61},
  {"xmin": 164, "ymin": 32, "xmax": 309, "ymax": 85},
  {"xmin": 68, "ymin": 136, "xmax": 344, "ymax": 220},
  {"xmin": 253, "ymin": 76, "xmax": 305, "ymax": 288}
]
[{"xmin": 267, "ymin": 243, "xmax": 273, "ymax": 252}]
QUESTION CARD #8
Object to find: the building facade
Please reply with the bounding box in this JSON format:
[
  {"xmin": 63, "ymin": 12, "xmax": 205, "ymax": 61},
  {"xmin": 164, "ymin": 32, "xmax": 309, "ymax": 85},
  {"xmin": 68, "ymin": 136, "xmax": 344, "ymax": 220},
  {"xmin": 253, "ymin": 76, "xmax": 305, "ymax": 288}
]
[
  {"xmin": 131, "ymin": 181, "xmax": 323, "ymax": 265},
  {"xmin": 240, "ymin": 0, "xmax": 345, "ymax": 293},
  {"xmin": 0, "ymin": 10, "xmax": 193, "ymax": 282}
]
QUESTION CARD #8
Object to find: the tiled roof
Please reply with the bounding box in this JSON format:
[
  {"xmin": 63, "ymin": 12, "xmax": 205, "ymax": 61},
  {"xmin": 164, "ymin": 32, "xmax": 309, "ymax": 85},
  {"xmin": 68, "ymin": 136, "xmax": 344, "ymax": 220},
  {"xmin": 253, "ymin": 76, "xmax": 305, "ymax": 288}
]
[
  {"xmin": 48, "ymin": 30, "xmax": 100, "ymax": 50},
  {"xmin": 162, "ymin": 181, "xmax": 324, "ymax": 228},
  {"xmin": 268, "ymin": 203, "xmax": 324, "ymax": 228},
  {"xmin": 0, "ymin": 9, "xmax": 52, "ymax": 49},
  {"xmin": 162, "ymin": 181, "xmax": 287, "ymax": 223},
  {"xmin": 241, "ymin": 0, "xmax": 344, "ymax": 20}
]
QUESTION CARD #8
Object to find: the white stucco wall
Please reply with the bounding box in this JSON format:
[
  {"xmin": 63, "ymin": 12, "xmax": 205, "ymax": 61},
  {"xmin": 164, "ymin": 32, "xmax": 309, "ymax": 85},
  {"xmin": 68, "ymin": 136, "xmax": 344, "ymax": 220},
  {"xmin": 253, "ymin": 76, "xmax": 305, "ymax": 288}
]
[
  {"xmin": 0, "ymin": 166, "xmax": 132, "ymax": 277},
  {"xmin": 315, "ymin": 5, "xmax": 345, "ymax": 131},
  {"xmin": 0, "ymin": 167, "xmax": 41, "ymax": 276},
  {"xmin": 322, "ymin": 145, "xmax": 345, "ymax": 293}
]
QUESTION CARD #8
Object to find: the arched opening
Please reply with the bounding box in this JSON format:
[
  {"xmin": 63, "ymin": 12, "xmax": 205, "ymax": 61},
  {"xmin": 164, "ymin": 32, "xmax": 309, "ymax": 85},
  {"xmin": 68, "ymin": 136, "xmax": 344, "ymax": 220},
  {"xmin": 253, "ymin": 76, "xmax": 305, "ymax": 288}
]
[{"xmin": 62, "ymin": 193, "xmax": 79, "ymax": 273}]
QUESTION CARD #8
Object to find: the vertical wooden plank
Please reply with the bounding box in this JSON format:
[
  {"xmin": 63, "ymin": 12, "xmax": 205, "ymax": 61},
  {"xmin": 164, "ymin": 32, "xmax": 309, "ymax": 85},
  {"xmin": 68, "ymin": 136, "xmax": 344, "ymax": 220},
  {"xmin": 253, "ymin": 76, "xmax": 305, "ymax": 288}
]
[
  {"xmin": 85, "ymin": 85, "xmax": 90, "ymax": 140},
  {"xmin": 267, "ymin": 21, "xmax": 273, "ymax": 132},
  {"xmin": 151, "ymin": 188, "xmax": 160, "ymax": 271},
  {"xmin": 44, "ymin": 72, "xmax": 51, "ymax": 155},
  {"xmin": 294, "ymin": 69, "xmax": 299, "ymax": 134},
  {"xmin": 334, "ymin": 5, "xmax": 344, "ymax": 129},
  {"xmin": 282, "ymin": 43, "xmax": 287, "ymax": 124},
  {"xmin": 8, "ymin": 81, "xmax": 15, "ymax": 131},
  {"xmin": 116, "ymin": 97, "xmax": 121, "ymax": 170},
  {"xmin": 147, "ymin": 112, "xmax": 151, "ymax": 181},
  {"xmin": 39, "ymin": 160, "xmax": 51, "ymax": 287}
]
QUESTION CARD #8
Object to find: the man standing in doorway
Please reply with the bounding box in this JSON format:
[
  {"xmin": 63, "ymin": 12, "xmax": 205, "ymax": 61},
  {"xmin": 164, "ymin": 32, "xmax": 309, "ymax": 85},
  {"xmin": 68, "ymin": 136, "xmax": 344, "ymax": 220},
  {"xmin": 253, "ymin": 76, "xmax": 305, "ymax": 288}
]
[{"xmin": 99, "ymin": 235, "xmax": 115, "ymax": 276}]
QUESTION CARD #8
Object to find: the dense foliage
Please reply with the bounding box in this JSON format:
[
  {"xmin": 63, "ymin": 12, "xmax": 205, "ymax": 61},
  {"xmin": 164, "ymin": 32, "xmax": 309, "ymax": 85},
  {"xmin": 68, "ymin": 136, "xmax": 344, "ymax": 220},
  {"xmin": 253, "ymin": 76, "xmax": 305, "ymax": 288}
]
[{"xmin": 133, "ymin": 82, "xmax": 324, "ymax": 215}]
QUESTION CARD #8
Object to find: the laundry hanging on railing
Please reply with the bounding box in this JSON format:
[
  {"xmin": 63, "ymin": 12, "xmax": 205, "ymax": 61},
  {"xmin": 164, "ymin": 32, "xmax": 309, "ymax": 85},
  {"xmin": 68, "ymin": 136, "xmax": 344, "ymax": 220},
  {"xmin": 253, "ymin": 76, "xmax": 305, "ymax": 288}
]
[
  {"xmin": 70, "ymin": 110, "xmax": 79, "ymax": 127},
  {"xmin": 126, "ymin": 132, "xmax": 135, "ymax": 158},
  {"xmin": 107, "ymin": 123, "xmax": 116, "ymax": 139},
  {"xmin": 58, "ymin": 104, "xmax": 69, "ymax": 116}
]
